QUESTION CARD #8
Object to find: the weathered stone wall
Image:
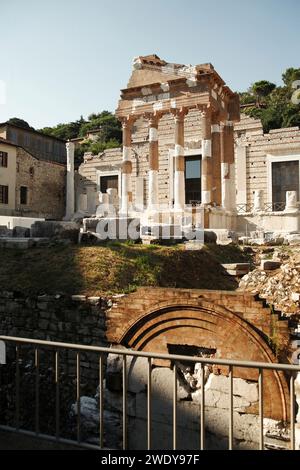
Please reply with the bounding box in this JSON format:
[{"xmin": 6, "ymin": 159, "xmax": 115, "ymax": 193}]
[
  {"xmin": 78, "ymin": 112, "xmax": 300, "ymax": 212},
  {"xmin": 15, "ymin": 148, "xmax": 66, "ymax": 219},
  {"xmin": 0, "ymin": 291, "xmax": 107, "ymax": 381},
  {"xmin": 104, "ymin": 353, "xmax": 290, "ymax": 450},
  {"xmin": 78, "ymin": 109, "xmax": 203, "ymax": 208},
  {"xmin": 107, "ymin": 287, "xmax": 291, "ymax": 422},
  {"xmin": 235, "ymin": 115, "xmax": 300, "ymax": 206}
]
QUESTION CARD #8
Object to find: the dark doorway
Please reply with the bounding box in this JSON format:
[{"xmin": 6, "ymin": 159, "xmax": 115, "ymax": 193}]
[
  {"xmin": 100, "ymin": 175, "xmax": 118, "ymax": 193},
  {"xmin": 185, "ymin": 155, "xmax": 201, "ymax": 204},
  {"xmin": 272, "ymin": 160, "xmax": 299, "ymax": 209}
]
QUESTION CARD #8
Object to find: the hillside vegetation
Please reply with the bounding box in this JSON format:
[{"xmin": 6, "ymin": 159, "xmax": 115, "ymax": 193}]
[{"xmin": 0, "ymin": 243, "xmax": 250, "ymax": 296}]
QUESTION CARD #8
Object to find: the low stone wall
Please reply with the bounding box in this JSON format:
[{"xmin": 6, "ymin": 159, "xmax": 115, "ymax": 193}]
[
  {"xmin": 0, "ymin": 291, "xmax": 108, "ymax": 383},
  {"xmin": 0, "ymin": 288, "xmax": 295, "ymax": 449}
]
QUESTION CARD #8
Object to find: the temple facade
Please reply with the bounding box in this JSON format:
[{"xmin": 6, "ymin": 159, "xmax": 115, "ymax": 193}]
[{"xmin": 74, "ymin": 55, "xmax": 300, "ymax": 241}]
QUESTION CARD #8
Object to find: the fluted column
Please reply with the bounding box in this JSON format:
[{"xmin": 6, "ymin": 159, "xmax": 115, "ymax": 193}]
[
  {"xmin": 211, "ymin": 118, "xmax": 221, "ymax": 206},
  {"xmin": 65, "ymin": 141, "xmax": 75, "ymax": 220},
  {"xmin": 200, "ymin": 107, "xmax": 212, "ymax": 205},
  {"xmin": 148, "ymin": 114, "xmax": 159, "ymax": 211},
  {"xmin": 173, "ymin": 109, "xmax": 187, "ymax": 210},
  {"xmin": 220, "ymin": 121, "xmax": 235, "ymax": 211},
  {"xmin": 120, "ymin": 117, "xmax": 133, "ymax": 215}
]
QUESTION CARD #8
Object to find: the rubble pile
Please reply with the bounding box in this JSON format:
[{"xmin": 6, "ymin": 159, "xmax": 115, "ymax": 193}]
[{"xmin": 239, "ymin": 249, "xmax": 300, "ymax": 316}]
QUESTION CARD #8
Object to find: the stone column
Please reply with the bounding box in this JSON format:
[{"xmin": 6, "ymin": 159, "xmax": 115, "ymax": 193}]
[
  {"xmin": 220, "ymin": 122, "xmax": 235, "ymax": 211},
  {"xmin": 173, "ymin": 109, "xmax": 187, "ymax": 211},
  {"xmin": 253, "ymin": 190, "xmax": 264, "ymax": 212},
  {"xmin": 120, "ymin": 118, "xmax": 133, "ymax": 215},
  {"xmin": 285, "ymin": 191, "xmax": 298, "ymax": 212},
  {"xmin": 200, "ymin": 107, "xmax": 212, "ymax": 205},
  {"xmin": 65, "ymin": 141, "xmax": 75, "ymax": 220},
  {"xmin": 148, "ymin": 114, "xmax": 159, "ymax": 211},
  {"xmin": 211, "ymin": 118, "xmax": 221, "ymax": 206}
]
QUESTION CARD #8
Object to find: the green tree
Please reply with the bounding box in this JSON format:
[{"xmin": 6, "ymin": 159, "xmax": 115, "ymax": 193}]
[
  {"xmin": 282, "ymin": 67, "xmax": 300, "ymax": 87},
  {"xmin": 7, "ymin": 117, "xmax": 33, "ymax": 129},
  {"xmin": 251, "ymin": 80, "xmax": 276, "ymax": 104}
]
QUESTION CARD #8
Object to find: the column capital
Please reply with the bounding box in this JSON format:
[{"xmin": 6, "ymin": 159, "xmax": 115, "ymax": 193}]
[
  {"xmin": 171, "ymin": 107, "xmax": 189, "ymax": 121},
  {"xmin": 66, "ymin": 140, "xmax": 75, "ymax": 151},
  {"xmin": 197, "ymin": 104, "xmax": 212, "ymax": 118},
  {"xmin": 120, "ymin": 115, "xmax": 136, "ymax": 129},
  {"xmin": 144, "ymin": 111, "xmax": 162, "ymax": 128}
]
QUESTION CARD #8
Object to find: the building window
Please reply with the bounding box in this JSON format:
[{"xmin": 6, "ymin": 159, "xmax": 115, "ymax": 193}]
[
  {"xmin": 272, "ymin": 160, "xmax": 299, "ymax": 210},
  {"xmin": 20, "ymin": 186, "xmax": 28, "ymax": 205},
  {"xmin": 29, "ymin": 166, "xmax": 34, "ymax": 177},
  {"xmin": 0, "ymin": 185, "xmax": 8, "ymax": 204},
  {"xmin": 0, "ymin": 151, "xmax": 8, "ymax": 167},
  {"xmin": 24, "ymin": 134, "xmax": 30, "ymax": 146},
  {"xmin": 100, "ymin": 175, "xmax": 119, "ymax": 193},
  {"xmin": 185, "ymin": 155, "xmax": 202, "ymax": 204}
]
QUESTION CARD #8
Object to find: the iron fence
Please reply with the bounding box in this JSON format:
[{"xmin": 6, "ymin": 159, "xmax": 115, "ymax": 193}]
[
  {"xmin": 0, "ymin": 335, "xmax": 299, "ymax": 450},
  {"xmin": 236, "ymin": 202, "xmax": 287, "ymax": 214}
]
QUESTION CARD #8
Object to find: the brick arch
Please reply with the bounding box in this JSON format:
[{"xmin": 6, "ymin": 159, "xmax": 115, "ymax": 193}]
[{"xmin": 106, "ymin": 288, "xmax": 290, "ymax": 421}]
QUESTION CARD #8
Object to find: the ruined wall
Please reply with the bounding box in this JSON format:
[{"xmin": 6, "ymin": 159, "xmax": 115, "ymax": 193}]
[
  {"xmin": 78, "ymin": 109, "xmax": 203, "ymax": 208},
  {"xmin": 15, "ymin": 148, "xmax": 66, "ymax": 219},
  {"xmin": 104, "ymin": 287, "xmax": 293, "ymax": 449},
  {"xmin": 79, "ymin": 112, "xmax": 300, "ymax": 213},
  {"xmin": 0, "ymin": 288, "xmax": 294, "ymax": 449},
  {"xmin": 107, "ymin": 288, "xmax": 291, "ymax": 422},
  {"xmin": 0, "ymin": 291, "xmax": 107, "ymax": 382},
  {"xmin": 235, "ymin": 115, "xmax": 300, "ymax": 206}
]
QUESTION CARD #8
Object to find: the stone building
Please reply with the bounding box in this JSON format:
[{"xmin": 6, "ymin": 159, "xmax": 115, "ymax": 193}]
[
  {"xmin": 0, "ymin": 122, "xmax": 66, "ymax": 164},
  {"xmin": 75, "ymin": 55, "xmax": 300, "ymax": 240},
  {"xmin": 0, "ymin": 137, "xmax": 66, "ymax": 221}
]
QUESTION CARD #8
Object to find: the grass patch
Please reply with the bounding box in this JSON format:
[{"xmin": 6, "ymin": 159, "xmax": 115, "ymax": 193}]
[{"xmin": 0, "ymin": 243, "xmax": 249, "ymax": 296}]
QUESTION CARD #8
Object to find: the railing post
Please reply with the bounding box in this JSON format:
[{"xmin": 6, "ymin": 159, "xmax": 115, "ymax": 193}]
[
  {"xmin": 200, "ymin": 363, "xmax": 205, "ymax": 450},
  {"xmin": 55, "ymin": 350, "xmax": 60, "ymax": 440},
  {"xmin": 99, "ymin": 355, "xmax": 104, "ymax": 448},
  {"xmin": 173, "ymin": 362, "xmax": 177, "ymax": 450},
  {"xmin": 147, "ymin": 357, "xmax": 152, "ymax": 450},
  {"xmin": 228, "ymin": 365, "xmax": 233, "ymax": 450},
  {"xmin": 290, "ymin": 374, "xmax": 295, "ymax": 450},
  {"xmin": 35, "ymin": 348, "xmax": 40, "ymax": 435},
  {"xmin": 76, "ymin": 352, "xmax": 81, "ymax": 443},
  {"xmin": 122, "ymin": 355, "xmax": 128, "ymax": 450},
  {"xmin": 15, "ymin": 345, "xmax": 20, "ymax": 430},
  {"xmin": 258, "ymin": 368, "xmax": 264, "ymax": 450}
]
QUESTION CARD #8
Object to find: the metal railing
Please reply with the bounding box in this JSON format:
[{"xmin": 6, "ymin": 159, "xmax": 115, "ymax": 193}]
[
  {"xmin": 0, "ymin": 335, "xmax": 299, "ymax": 450},
  {"xmin": 236, "ymin": 202, "xmax": 287, "ymax": 214}
]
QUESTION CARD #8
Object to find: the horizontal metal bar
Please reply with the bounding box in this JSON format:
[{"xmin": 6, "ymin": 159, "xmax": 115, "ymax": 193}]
[
  {"xmin": 0, "ymin": 424, "xmax": 102, "ymax": 451},
  {"xmin": 1, "ymin": 335, "xmax": 300, "ymax": 372}
]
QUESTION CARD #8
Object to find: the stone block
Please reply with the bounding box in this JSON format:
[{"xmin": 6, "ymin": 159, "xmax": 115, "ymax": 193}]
[
  {"xmin": 260, "ymin": 260, "xmax": 281, "ymax": 270},
  {"xmin": 291, "ymin": 292, "xmax": 300, "ymax": 302},
  {"xmin": 205, "ymin": 373, "xmax": 258, "ymax": 404}
]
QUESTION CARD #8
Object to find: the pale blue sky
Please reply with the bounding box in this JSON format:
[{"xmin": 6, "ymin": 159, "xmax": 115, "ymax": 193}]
[{"xmin": 1, "ymin": 0, "xmax": 298, "ymax": 128}]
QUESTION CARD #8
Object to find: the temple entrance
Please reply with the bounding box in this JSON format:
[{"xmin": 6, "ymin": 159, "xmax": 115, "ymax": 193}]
[
  {"xmin": 272, "ymin": 160, "xmax": 299, "ymax": 209},
  {"xmin": 185, "ymin": 155, "xmax": 201, "ymax": 204}
]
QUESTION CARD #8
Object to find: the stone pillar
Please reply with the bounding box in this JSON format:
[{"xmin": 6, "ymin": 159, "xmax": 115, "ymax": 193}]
[
  {"xmin": 173, "ymin": 109, "xmax": 186, "ymax": 211},
  {"xmin": 220, "ymin": 122, "xmax": 235, "ymax": 211},
  {"xmin": 200, "ymin": 107, "xmax": 212, "ymax": 205},
  {"xmin": 285, "ymin": 191, "xmax": 298, "ymax": 212},
  {"xmin": 148, "ymin": 114, "xmax": 159, "ymax": 211},
  {"xmin": 211, "ymin": 119, "xmax": 221, "ymax": 206},
  {"xmin": 120, "ymin": 118, "xmax": 133, "ymax": 215},
  {"xmin": 253, "ymin": 190, "xmax": 264, "ymax": 212},
  {"xmin": 65, "ymin": 141, "xmax": 75, "ymax": 220}
]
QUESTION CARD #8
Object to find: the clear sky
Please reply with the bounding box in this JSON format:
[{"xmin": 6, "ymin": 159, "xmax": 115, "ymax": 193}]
[{"xmin": 1, "ymin": 0, "xmax": 299, "ymax": 128}]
